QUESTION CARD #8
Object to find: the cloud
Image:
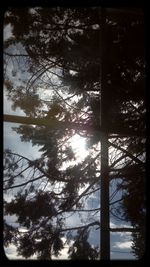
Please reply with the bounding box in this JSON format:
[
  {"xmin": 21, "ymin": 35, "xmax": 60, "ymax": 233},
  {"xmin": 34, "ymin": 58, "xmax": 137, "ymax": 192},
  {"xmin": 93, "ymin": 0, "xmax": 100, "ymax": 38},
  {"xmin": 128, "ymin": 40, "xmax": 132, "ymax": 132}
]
[
  {"xmin": 4, "ymin": 244, "xmax": 25, "ymax": 260},
  {"xmin": 52, "ymin": 239, "xmax": 69, "ymax": 260},
  {"xmin": 53, "ymin": 247, "xmax": 69, "ymax": 260},
  {"xmin": 114, "ymin": 241, "xmax": 133, "ymax": 249},
  {"xmin": 4, "ymin": 122, "xmax": 42, "ymax": 159},
  {"xmin": 4, "ymin": 24, "xmax": 14, "ymax": 41},
  {"xmin": 110, "ymin": 221, "xmax": 133, "ymax": 230},
  {"xmin": 4, "ymin": 237, "xmax": 70, "ymax": 260},
  {"xmin": 110, "ymin": 221, "xmax": 118, "ymax": 228},
  {"xmin": 110, "ymin": 221, "xmax": 134, "ymax": 259},
  {"xmin": 4, "ymin": 89, "xmax": 25, "ymax": 116}
]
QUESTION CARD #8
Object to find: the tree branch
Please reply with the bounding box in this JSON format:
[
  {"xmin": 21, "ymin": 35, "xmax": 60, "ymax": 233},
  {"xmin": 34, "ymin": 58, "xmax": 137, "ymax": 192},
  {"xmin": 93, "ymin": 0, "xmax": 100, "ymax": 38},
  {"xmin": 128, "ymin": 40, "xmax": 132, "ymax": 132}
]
[
  {"xmin": 3, "ymin": 174, "xmax": 45, "ymax": 190},
  {"xmin": 110, "ymin": 227, "xmax": 140, "ymax": 232},
  {"xmin": 60, "ymin": 221, "xmax": 100, "ymax": 232},
  {"xmin": 108, "ymin": 141, "xmax": 145, "ymax": 167},
  {"xmin": 69, "ymin": 208, "xmax": 100, "ymax": 212}
]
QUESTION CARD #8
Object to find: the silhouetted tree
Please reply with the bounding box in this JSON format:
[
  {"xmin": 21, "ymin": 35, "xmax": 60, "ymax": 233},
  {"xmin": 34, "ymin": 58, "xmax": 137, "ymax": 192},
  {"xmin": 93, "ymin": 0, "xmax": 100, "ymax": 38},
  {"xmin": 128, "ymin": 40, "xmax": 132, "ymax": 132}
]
[{"xmin": 4, "ymin": 7, "xmax": 145, "ymax": 259}]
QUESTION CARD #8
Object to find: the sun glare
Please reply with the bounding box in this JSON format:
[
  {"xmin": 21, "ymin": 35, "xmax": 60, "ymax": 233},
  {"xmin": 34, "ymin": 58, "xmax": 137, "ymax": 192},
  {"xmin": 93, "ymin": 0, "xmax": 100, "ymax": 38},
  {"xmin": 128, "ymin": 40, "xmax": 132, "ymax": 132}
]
[{"xmin": 70, "ymin": 134, "xmax": 88, "ymax": 161}]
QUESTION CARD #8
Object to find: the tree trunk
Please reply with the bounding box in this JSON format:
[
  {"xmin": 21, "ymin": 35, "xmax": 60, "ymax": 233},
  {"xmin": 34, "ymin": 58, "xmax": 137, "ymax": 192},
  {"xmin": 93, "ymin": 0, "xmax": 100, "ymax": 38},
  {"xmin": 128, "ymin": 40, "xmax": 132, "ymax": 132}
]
[{"xmin": 100, "ymin": 8, "xmax": 110, "ymax": 260}]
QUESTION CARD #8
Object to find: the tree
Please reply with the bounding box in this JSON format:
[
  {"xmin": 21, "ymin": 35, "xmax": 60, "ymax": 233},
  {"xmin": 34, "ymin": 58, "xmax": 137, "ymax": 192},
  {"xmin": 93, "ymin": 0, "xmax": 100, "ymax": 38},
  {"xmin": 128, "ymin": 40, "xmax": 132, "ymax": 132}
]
[{"xmin": 3, "ymin": 7, "xmax": 145, "ymax": 259}]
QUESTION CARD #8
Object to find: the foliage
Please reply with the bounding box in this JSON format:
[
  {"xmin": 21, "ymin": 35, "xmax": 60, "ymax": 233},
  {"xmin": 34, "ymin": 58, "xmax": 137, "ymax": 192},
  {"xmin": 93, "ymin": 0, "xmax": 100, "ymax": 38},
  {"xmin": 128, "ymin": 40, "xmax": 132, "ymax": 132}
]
[
  {"xmin": 68, "ymin": 229, "xmax": 99, "ymax": 259},
  {"xmin": 3, "ymin": 7, "xmax": 145, "ymax": 259}
]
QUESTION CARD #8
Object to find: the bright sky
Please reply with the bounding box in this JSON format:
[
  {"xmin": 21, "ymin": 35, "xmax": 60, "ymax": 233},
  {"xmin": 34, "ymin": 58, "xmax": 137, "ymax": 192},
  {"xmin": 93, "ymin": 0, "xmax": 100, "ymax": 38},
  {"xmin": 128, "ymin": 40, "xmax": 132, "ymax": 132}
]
[
  {"xmin": 3, "ymin": 119, "xmax": 135, "ymax": 260},
  {"xmin": 70, "ymin": 134, "xmax": 88, "ymax": 161},
  {"xmin": 3, "ymin": 22, "xmax": 135, "ymax": 261}
]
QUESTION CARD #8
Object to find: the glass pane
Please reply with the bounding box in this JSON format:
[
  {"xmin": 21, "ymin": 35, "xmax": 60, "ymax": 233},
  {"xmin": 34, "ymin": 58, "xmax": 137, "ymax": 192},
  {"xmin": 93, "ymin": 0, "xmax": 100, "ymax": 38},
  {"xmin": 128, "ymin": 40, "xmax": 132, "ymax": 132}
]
[{"xmin": 3, "ymin": 7, "xmax": 146, "ymax": 260}]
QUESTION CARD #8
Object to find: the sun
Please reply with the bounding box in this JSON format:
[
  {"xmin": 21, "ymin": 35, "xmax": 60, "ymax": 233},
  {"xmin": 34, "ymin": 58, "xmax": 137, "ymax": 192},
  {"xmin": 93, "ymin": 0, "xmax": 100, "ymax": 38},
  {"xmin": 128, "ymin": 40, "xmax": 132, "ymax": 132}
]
[{"xmin": 70, "ymin": 134, "xmax": 88, "ymax": 161}]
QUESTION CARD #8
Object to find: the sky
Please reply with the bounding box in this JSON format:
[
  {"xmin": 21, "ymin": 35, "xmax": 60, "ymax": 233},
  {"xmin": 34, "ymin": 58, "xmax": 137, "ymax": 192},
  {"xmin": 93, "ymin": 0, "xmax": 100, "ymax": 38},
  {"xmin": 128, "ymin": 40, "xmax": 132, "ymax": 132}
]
[
  {"xmin": 3, "ymin": 115, "xmax": 135, "ymax": 260},
  {"xmin": 3, "ymin": 13, "xmax": 136, "ymax": 261}
]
